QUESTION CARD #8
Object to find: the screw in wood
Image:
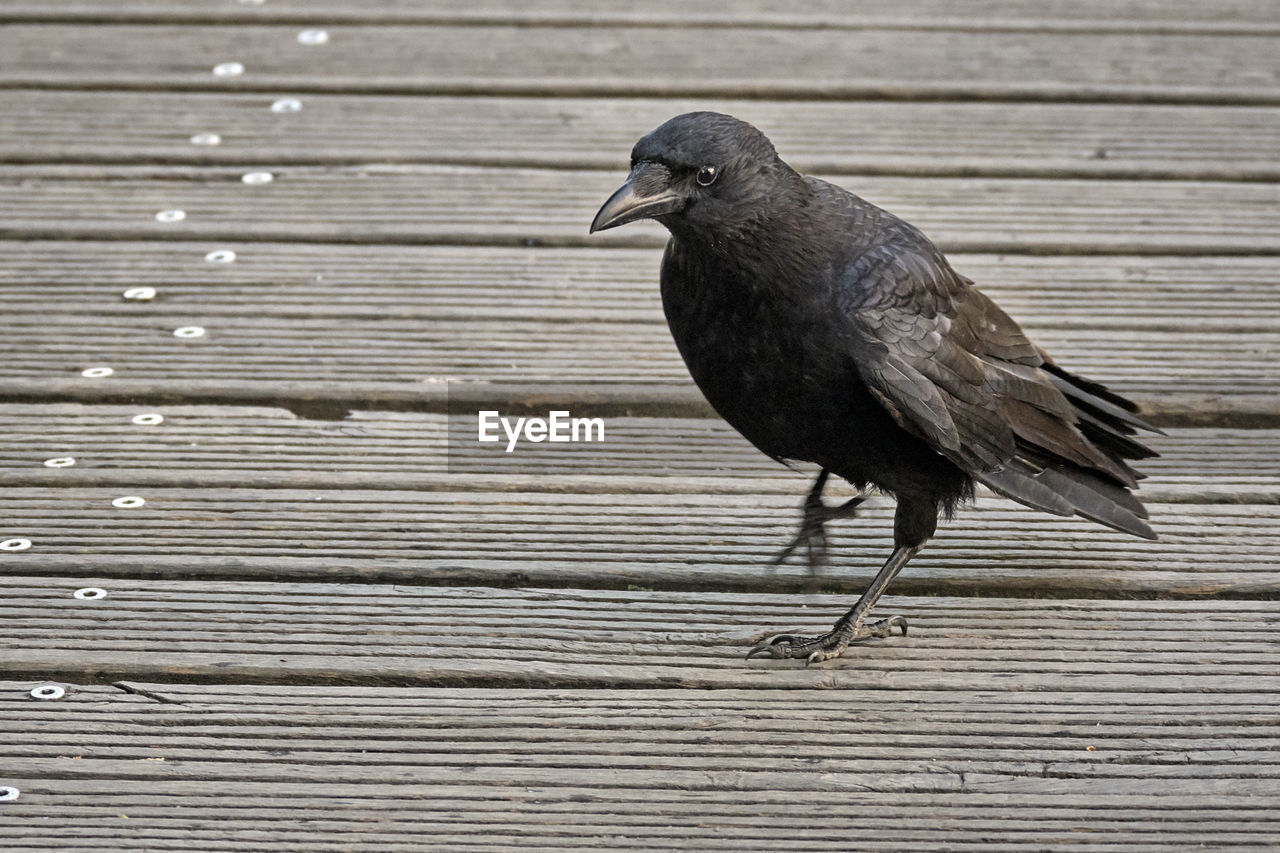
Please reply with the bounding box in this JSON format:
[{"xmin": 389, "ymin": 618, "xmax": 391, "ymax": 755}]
[{"xmin": 30, "ymin": 684, "xmax": 65, "ymax": 701}]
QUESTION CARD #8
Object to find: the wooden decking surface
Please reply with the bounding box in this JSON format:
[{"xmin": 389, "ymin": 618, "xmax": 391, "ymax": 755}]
[{"xmin": 1, "ymin": 3, "xmax": 1278, "ymax": 850}]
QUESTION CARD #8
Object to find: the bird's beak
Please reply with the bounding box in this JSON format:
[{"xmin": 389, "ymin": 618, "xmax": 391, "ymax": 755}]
[{"xmin": 589, "ymin": 162, "xmax": 684, "ymax": 233}]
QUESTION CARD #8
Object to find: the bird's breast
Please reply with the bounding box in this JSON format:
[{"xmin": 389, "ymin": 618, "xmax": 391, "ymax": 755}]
[{"xmin": 659, "ymin": 245, "xmax": 857, "ymax": 463}]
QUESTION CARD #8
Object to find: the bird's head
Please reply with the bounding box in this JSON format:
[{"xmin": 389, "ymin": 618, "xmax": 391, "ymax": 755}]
[{"xmin": 590, "ymin": 112, "xmax": 797, "ymax": 238}]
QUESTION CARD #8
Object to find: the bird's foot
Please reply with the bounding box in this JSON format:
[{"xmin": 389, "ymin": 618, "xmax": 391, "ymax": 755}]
[
  {"xmin": 770, "ymin": 491, "xmax": 864, "ymax": 572},
  {"xmin": 746, "ymin": 615, "xmax": 907, "ymax": 664}
]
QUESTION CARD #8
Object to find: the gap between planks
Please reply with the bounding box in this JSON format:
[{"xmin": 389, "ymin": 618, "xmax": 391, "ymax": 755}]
[{"xmin": 4, "ymin": 0, "xmax": 1280, "ymax": 35}]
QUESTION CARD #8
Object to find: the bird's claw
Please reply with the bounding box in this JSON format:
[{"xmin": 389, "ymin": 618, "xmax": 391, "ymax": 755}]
[
  {"xmin": 769, "ymin": 522, "xmax": 828, "ymax": 570},
  {"xmin": 745, "ymin": 633, "xmax": 808, "ymax": 660},
  {"xmin": 745, "ymin": 615, "xmax": 908, "ymax": 664},
  {"xmin": 770, "ymin": 491, "xmax": 864, "ymax": 572}
]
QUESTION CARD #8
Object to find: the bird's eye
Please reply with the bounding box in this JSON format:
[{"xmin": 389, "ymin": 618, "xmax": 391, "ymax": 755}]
[{"xmin": 696, "ymin": 166, "xmax": 718, "ymax": 187}]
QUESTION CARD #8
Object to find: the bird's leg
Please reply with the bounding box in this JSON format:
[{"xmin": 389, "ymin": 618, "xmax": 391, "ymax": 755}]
[
  {"xmin": 748, "ymin": 544, "xmax": 920, "ymax": 664},
  {"xmin": 771, "ymin": 469, "xmax": 865, "ymax": 573}
]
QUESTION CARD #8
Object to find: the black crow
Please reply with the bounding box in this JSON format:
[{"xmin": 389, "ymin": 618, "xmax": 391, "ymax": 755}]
[{"xmin": 590, "ymin": 112, "xmax": 1160, "ymax": 664}]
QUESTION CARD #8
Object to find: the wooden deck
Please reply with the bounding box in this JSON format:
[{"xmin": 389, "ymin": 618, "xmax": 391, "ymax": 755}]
[{"xmin": 1, "ymin": 2, "xmax": 1278, "ymax": 850}]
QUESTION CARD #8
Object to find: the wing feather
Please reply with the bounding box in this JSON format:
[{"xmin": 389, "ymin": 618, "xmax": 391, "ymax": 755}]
[{"xmin": 832, "ymin": 230, "xmax": 1158, "ymax": 536}]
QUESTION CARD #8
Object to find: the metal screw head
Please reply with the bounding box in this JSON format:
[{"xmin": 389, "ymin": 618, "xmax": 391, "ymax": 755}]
[
  {"xmin": 132, "ymin": 413, "xmax": 165, "ymax": 426},
  {"xmin": 155, "ymin": 209, "xmax": 186, "ymax": 223},
  {"xmin": 213, "ymin": 62, "xmax": 245, "ymax": 77},
  {"xmin": 30, "ymin": 684, "xmax": 65, "ymax": 701},
  {"xmin": 44, "ymin": 457, "xmax": 75, "ymax": 468},
  {"xmin": 190, "ymin": 132, "xmax": 222, "ymax": 146},
  {"xmin": 112, "ymin": 496, "xmax": 145, "ymax": 509},
  {"xmin": 123, "ymin": 287, "xmax": 157, "ymax": 301},
  {"xmin": 0, "ymin": 539, "xmax": 31, "ymax": 552},
  {"xmin": 73, "ymin": 587, "xmax": 108, "ymax": 600},
  {"xmin": 205, "ymin": 249, "xmax": 236, "ymax": 263},
  {"xmin": 0, "ymin": 787, "xmax": 18, "ymax": 802},
  {"xmin": 81, "ymin": 366, "xmax": 114, "ymax": 378},
  {"xmin": 297, "ymin": 29, "xmax": 329, "ymax": 45},
  {"xmin": 173, "ymin": 326, "xmax": 206, "ymax": 338},
  {"xmin": 271, "ymin": 98, "xmax": 302, "ymax": 113},
  {"xmin": 241, "ymin": 171, "xmax": 273, "ymax": 184}
]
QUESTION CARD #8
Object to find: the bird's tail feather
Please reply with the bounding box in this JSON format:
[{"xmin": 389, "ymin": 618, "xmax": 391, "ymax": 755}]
[
  {"xmin": 980, "ymin": 459, "xmax": 1157, "ymax": 540},
  {"xmin": 1042, "ymin": 362, "xmax": 1164, "ymax": 436},
  {"xmin": 981, "ymin": 362, "xmax": 1160, "ymax": 539}
]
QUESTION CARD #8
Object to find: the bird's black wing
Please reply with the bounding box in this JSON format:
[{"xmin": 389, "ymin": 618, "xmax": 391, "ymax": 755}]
[{"xmin": 830, "ymin": 211, "xmax": 1158, "ymax": 539}]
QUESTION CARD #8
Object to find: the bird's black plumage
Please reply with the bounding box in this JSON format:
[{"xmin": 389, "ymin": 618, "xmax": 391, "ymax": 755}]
[{"xmin": 591, "ymin": 112, "xmax": 1160, "ymax": 663}]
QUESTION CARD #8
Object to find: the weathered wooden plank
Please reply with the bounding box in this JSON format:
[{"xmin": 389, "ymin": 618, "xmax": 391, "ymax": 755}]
[
  {"xmin": 2, "ymin": 482, "xmax": 1278, "ymax": 595},
  {"xmin": 0, "ymin": 313, "xmax": 1271, "ymax": 421},
  {"xmin": 0, "ymin": 792, "xmax": 1276, "ymax": 853},
  {"xmin": 2, "ymin": 243, "xmax": 1277, "ymax": 329},
  {"xmin": 4, "ymin": 0, "xmax": 1279, "ymax": 34},
  {"xmin": 1, "ymin": 312, "xmax": 1268, "ymax": 391},
  {"xmin": 12, "ymin": 681, "xmax": 1280, "ymax": 716},
  {"xmin": 5, "ymin": 92, "xmax": 1279, "ymax": 181},
  {"xmin": 16, "ymin": 723, "xmax": 1280, "ymax": 767},
  {"xmin": 5, "ymin": 166, "xmax": 1277, "ymax": 254},
  {"xmin": 1, "ymin": 480, "xmax": 1279, "ymax": 595},
  {"xmin": 0, "ymin": 682, "xmax": 1277, "ymax": 852},
  {"xmin": 1, "ymin": 782, "xmax": 1277, "ymax": 853},
  {"xmin": 0, "ymin": 582, "xmax": 1277, "ymax": 689},
  {"xmin": 0, "ymin": 815, "xmax": 1274, "ymax": 853},
  {"xmin": 1, "ymin": 25, "xmax": 1278, "ymax": 104},
  {"xmin": 0, "ymin": 405, "xmax": 1272, "ymax": 501},
  {"xmin": 0, "ymin": 239, "xmax": 1275, "ymax": 418},
  {"xmin": 2, "ymin": 669, "xmax": 1275, "ymax": 848},
  {"xmin": 0, "ymin": 243, "xmax": 1272, "ymax": 419}
]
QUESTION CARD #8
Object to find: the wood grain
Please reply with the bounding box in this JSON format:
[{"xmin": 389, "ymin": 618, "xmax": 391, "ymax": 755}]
[
  {"xmin": 4, "ymin": 165, "xmax": 1277, "ymax": 254},
  {"xmin": 0, "ymin": 314, "xmax": 1270, "ymax": 420},
  {"xmin": 5, "ymin": 243, "xmax": 1275, "ymax": 329},
  {"xmin": 4, "ymin": 91, "xmax": 1279, "ymax": 181},
  {"xmin": 1, "ymin": 582, "xmax": 1278, "ymax": 688},
  {"xmin": 2, "ymin": 485, "xmax": 1277, "ymax": 596},
  {"xmin": 3, "ymin": 680, "xmax": 1278, "ymax": 849},
  {"xmin": 1, "ymin": 25, "xmax": 1278, "ymax": 104}
]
